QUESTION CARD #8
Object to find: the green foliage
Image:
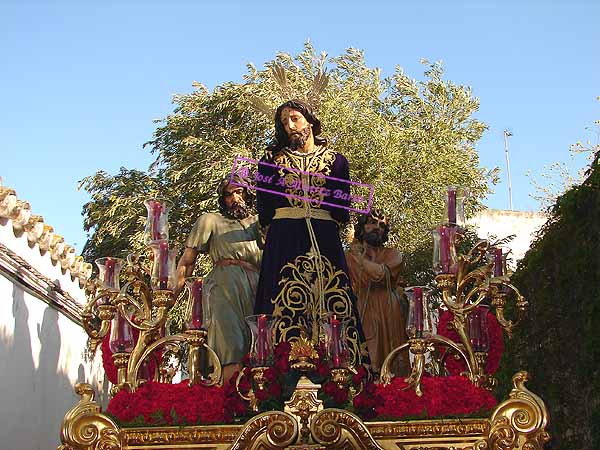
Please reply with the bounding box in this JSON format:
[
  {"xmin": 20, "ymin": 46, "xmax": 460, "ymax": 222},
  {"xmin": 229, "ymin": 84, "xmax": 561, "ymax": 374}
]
[
  {"xmin": 528, "ymin": 102, "xmax": 600, "ymax": 210},
  {"xmin": 80, "ymin": 168, "xmax": 161, "ymax": 260},
  {"xmin": 80, "ymin": 43, "xmax": 492, "ymax": 280},
  {"xmin": 496, "ymin": 147, "xmax": 600, "ymax": 449}
]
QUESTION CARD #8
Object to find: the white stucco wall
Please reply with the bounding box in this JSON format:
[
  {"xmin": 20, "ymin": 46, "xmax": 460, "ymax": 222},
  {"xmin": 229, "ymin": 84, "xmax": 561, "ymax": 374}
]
[
  {"xmin": 468, "ymin": 209, "xmax": 548, "ymax": 265},
  {"xmin": 0, "ymin": 216, "xmax": 107, "ymax": 450}
]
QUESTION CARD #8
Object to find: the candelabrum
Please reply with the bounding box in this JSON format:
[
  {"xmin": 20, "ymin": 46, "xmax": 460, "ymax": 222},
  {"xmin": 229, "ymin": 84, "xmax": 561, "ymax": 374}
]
[
  {"xmin": 381, "ymin": 186, "xmax": 528, "ymax": 393},
  {"xmin": 319, "ymin": 314, "xmax": 363, "ymax": 394},
  {"xmin": 235, "ymin": 314, "xmax": 276, "ymax": 412},
  {"xmin": 235, "ymin": 315, "xmax": 363, "ymax": 412},
  {"xmin": 434, "ymin": 235, "xmax": 527, "ymax": 388},
  {"xmin": 81, "ymin": 198, "xmax": 222, "ymax": 395},
  {"xmin": 380, "ymin": 286, "xmax": 473, "ymax": 396}
]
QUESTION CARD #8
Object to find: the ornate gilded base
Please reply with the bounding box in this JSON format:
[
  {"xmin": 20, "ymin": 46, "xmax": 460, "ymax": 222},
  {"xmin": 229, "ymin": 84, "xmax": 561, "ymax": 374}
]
[{"xmin": 59, "ymin": 372, "xmax": 550, "ymax": 450}]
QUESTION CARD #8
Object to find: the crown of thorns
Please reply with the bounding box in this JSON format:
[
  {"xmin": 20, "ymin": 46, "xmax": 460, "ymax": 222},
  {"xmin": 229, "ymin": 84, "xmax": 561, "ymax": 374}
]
[{"xmin": 248, "ymin": 64, "xmax": 329, "ymax": 119}]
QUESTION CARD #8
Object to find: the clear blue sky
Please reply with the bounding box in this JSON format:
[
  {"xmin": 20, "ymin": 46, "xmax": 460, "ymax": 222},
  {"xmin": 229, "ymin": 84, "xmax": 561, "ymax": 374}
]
[{"xmin": 1, "ymin": 0, "xmax": 598, "ymax": 252}]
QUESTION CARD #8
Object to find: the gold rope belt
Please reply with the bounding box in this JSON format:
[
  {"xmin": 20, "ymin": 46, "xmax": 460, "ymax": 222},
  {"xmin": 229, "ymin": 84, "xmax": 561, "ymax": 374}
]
[
  {"xmin": 273, "ymin": 207, "xmax": 334, "ymax": 221},
  {"xmin": 214, "ymin": 258, "xmax": 259, "ymax": 294},
  {"xmin": 215, "ymin": 259, "xmax": 258, "ymax": 272}
]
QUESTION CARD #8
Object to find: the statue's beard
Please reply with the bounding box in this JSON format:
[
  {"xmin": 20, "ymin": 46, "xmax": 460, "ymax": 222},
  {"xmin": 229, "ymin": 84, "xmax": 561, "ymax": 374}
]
[
  {"xmin": 363, "ymin": 231, "xmax": 384, "ymax": 247},
  {"xmin": 223, "ymin": 202, "xmax": 250, "ymax": 220},
  {"xmin": 288, "ymin": 124, "xmax": 311, "ymax": 151}
]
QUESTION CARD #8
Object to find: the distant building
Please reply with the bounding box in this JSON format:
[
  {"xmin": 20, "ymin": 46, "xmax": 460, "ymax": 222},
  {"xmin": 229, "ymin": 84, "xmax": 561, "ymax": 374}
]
[
  {"xmin": 0, "ymin": 182, "xmax": 106, "ymax": 450},
  {"xmin": 468, "ymin": 209, "xmax": 548, "ymax": 265}
]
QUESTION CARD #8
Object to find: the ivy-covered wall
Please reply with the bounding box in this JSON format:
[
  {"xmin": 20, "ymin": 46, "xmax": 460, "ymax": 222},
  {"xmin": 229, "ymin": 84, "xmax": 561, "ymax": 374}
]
[{"xmin": 497, "ymin": 154, "xmax": 600, "ymax": 450}]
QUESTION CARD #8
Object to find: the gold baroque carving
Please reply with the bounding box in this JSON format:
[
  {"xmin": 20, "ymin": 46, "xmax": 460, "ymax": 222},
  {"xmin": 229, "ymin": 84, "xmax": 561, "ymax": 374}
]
[
  {"xmin": 229, "ymin": 411, "xmax": 299, "ymax": 450},
  {"xmin": 59, "ymin": 383, "xmax": 120, "ymax": 450},
  {"xmin": 57, "ymin": 373, "xmax": 550, "ymax": 450},
  {"xmin": 388, "ymin": 444, "xmax": 488, "ymax": 450},
  {"xmin": 367, "ymin": 419, "xmax": 489, "ymax": 439},
  {"xmin": 123, "ymin": 427, "xmax": 240, "ymax": 445},
  {"xmin": 488, "ymin": 371, "xmax": 550, "ymax": 450},
  {"xmin": 310, "ymin": 408, "xmax": 383, "ymax": 450},
  {"xmin": 284, "ymin": 376, "xmax": 324, "ymax": 442}
]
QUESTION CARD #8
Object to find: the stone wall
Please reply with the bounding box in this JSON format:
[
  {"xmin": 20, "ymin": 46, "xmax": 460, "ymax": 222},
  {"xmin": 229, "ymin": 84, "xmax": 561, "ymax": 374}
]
[
  {"xmin": 0, "ymin": 183, "xmax": 107, "ymax": 450},
  {"xmin": 468, "ymin": 209, "xmax": 548, "ymax": 264}
]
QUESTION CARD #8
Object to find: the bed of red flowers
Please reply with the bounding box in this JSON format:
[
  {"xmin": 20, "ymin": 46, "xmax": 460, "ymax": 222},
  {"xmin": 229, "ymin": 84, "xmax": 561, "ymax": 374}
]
[
  {"xmin": 437, "ymin": 306, "xmax": 505, "ymax": 375},
  {"xmin": 107, "ymin": 381, "xmax": 226, "ymax": 425},
  {"xmin": 224, "ymin": 341, "xmax": 380, "ymax": 421},
  {"xmin": 104, "ymin": 340, "xmax": 499, "ymax": 426},
  {"xmin": 375, "ymin": 375, "xmax": 497, "ymax": 419}
]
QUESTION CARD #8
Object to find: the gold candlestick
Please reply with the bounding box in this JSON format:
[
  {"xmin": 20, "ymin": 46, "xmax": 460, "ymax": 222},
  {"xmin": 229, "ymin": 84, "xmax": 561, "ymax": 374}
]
[{"xmin": 110, "ymin": 352, "xmax": 131, "ymax": 396}]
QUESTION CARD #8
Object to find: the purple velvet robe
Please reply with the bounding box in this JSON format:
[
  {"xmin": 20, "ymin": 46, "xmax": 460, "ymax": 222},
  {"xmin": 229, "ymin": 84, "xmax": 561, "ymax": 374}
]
[{"xmin": 254, "ymin": 146, "xmax": 369, "ymax": 366}]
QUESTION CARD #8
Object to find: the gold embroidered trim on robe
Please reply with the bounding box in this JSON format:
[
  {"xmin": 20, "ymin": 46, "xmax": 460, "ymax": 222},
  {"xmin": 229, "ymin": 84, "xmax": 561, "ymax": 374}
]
[
  {"xmin": 266, "ymin": 146, "xmax": 337, "ymax": 208},
  {"xmin": 271, "ymin": 251, "xmax": 368, "ymax": 366}
]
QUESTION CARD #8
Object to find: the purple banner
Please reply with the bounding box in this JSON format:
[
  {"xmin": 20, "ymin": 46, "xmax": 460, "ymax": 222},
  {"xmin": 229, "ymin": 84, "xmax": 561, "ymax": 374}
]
[{"xmin": 229, "ymin": 155, "xmax": 374, "ymax": 214}]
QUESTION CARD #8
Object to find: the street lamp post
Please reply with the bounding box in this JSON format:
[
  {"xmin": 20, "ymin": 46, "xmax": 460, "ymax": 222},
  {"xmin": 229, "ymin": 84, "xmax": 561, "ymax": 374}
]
[{"xmin": 503, "ymin": 130, "xmax": 513, "ymax": 211}]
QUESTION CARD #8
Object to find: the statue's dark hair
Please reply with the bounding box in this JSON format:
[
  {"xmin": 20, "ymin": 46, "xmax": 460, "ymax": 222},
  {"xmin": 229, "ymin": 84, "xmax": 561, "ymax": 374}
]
[
  {"xmin": 217, "ymin": 176, "xmax": 255, "ymax": 214},
  {"xmin": 270, "ymin": 100, "xmax": 327, "ymax": 152},
  {"xmin": 354, "ymin": 209, "xmax": 390, "ymax": 244}
]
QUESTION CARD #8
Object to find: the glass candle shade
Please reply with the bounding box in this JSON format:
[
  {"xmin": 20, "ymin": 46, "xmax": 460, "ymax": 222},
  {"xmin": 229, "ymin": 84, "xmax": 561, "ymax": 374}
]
[
  {"xmin": 149, "ymin": 241, "xmax": 178, "ymax": 290},
  {"xmin": 405, "ymin": 286, "xmax": 433, "ymax": 338},
  {"xmin": 467, "ymin": 306, "xmax": 490, "ymax": 352},
  {"xmin": 109, "ymin": 310, "xmax": 135, "ymax": 353},
  {"xmin": 487, "ymin": 246, "xmax": 509, "ymax": 277},
  {"xmin": 320, "ymin": 314, "xmax": 351, "ymax": 369},
  {"xmin": 185, "ymin": 277, "xmax": 212, "ymax": 330},
  {"xmin": 138, "ymin": 359, "xmax": 153, "ymax": 382},
  {"xmin": 444, "ymin": 186, "xmax": 469, "ymax": 227},
  {"xmin": 431, "ymin": 225, "xmax": 458, "ymax": 274},
  {"xmin": 245, "ymin": 314, "xmax": 276, "ymax": 367},
  {"xmin": 95, "ymin": 257, "xmax": 124, "ymax": 291},
  {"xmin": 144, "ymin": 198, "xmax": 172, "ymax": 244},
  {"xmin": 95, "ymin": 257, "xmax": 124, "ymax": 305}
]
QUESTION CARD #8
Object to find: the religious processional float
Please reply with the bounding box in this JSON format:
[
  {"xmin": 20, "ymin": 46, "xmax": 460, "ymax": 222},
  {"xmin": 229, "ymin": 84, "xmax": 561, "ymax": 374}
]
[{"xmin": 59, "ymin": 188, "xmax": 550, "ymax": 450}]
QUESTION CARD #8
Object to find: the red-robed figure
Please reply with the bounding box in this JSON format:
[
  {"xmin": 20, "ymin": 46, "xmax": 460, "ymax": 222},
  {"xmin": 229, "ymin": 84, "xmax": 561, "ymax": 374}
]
[{"xmin": 253, "ymin": 100, "xmax": 369, "ymax": 366}]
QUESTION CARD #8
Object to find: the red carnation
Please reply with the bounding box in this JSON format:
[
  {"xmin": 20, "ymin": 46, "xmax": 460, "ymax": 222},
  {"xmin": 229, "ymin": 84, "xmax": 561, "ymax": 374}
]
[
  {"xmin": 322, "ymin": 381, "xmax": 336, "ymax": 396},
  {"xmin": 267, "ymin": 381, "xmax": 282, "ymax": 398},
  {"xmin": 106, "ymin": 381, "xmax": 226, "ymax": 425},
  {"xmin": 316, "ymin": 362, "xmax": 331, "ymax": 377},
  {"xmin": 374, "ymin": 375, "xmax": 497, "ymax": 419},
  {"xmin": 352, "ymin": 366, "xmax": 368, "ymax": 385},
  {"xmin": 238, "ymin": 375, "xmax": 251, "ymax": 393},
  {"xmin": 274, "ymin": 341, "xmax": 291, "ymax": 357},
  {"xmin": 255, "ymin": 387, "xmax": 269, "ymax": 401},
  {"xmin": 353, "ymin": 393, "xmax": 366, "ymax": 409},
  {"xmin": 333, "ymin": 386, "xmax": 349, "ymax": 404},
  {"xmin": 437, "ymin": 307, "xmax": 504, "ymax": 375},
  {"xmin": 264, "ymin": 367, "xmax": 278, "ymax": 383},
  {"xmin": 275, "ymin": 356, "xmax": 290, "ymax": 373}
]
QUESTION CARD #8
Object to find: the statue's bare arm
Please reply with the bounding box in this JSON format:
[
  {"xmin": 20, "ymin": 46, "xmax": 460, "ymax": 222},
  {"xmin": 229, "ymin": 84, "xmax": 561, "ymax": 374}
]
[{"xmin": 174, "ymin": 246, "xmax": 199, "ymax": 298}]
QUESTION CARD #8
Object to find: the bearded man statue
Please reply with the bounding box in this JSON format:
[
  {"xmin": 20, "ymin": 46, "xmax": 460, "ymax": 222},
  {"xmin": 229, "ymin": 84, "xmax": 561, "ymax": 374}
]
[
  {"xmin": 175, "ymin": 177, "xmax": 262, "ymax": 382},
  {"xmin": 346, "ymin": 209, "xmax": 410, "ymax": 375},
  {"xmin": 253, "ymin": 99, "xmax": 370, "ymax": 367}
]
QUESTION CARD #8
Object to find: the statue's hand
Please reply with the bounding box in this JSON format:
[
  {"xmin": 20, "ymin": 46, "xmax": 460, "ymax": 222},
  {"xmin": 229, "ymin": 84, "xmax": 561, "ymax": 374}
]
[
  {"xmin": 350, "ymin": 241, "xmax": 364, "ymax": 257},
  {"xmin": 257, "ymin": 224, "xmax": 269, "ymax": 249}
]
